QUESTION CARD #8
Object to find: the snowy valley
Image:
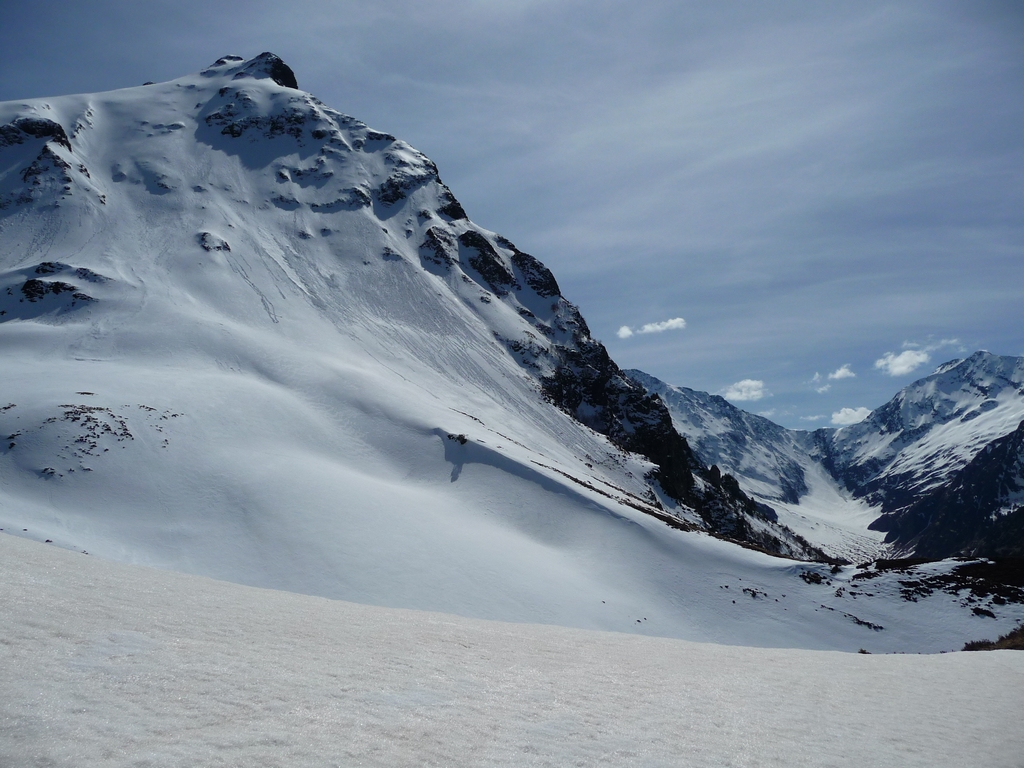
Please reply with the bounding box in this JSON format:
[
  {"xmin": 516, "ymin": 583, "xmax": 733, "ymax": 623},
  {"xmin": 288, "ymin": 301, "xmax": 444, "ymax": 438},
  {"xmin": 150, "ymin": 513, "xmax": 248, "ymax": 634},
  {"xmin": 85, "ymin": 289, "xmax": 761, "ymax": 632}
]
[{"xmin": 631, "ymin": 351, "xmax": 1024, "ymax": 563}]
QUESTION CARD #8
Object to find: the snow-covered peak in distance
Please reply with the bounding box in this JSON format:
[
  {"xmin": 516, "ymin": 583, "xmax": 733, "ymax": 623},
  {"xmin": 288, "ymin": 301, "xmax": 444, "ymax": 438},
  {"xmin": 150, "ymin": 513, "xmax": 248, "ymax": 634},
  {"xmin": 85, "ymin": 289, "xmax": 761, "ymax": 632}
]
[
  {"xmin": 824, "ymin": 351, "xmax": 1024, "ymax": 510},
  {"xmin": 632, "ymin": 351, "xmax": 1024, "ymax": 561},
  {"xmin": 625, "ymin": 369, "xmax": 811, "ymax": 504}
]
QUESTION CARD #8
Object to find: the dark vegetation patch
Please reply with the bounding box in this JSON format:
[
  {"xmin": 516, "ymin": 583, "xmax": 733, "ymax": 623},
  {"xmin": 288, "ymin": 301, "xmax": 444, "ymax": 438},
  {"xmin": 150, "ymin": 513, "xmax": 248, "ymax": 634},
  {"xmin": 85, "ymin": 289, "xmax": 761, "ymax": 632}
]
[{"xmin": 963, "ymin": 623, "xmax": 1024, "ymax": 651}]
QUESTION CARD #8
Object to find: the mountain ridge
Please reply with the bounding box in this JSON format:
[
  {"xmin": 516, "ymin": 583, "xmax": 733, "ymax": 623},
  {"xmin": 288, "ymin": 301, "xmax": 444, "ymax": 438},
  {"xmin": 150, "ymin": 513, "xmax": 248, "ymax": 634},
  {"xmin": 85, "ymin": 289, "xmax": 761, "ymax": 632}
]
[{"xmin": 630, "ymin": 351, "xmax": 1024, "ymax": 560}]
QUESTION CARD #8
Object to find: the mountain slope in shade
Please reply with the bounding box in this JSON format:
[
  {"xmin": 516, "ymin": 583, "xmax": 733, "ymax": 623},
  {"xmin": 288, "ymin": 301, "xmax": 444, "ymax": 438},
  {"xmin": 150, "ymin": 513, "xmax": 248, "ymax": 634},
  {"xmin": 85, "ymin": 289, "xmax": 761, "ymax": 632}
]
[
  {"xmin": 625, "ymin": 370, "xmax": 811, "ymax": 504},
  {"xmin": 895, "ymin": 418, "xmax": 1024, "ymax": 558}
]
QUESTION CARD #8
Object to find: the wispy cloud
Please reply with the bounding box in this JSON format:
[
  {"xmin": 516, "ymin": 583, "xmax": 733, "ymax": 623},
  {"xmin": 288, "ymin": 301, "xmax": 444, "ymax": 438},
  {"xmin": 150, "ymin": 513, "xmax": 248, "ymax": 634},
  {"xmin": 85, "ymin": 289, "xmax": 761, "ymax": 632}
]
[
  {"xmin": 800, "ymin": 414, "xmax": 826, "ymax": 422},
  {"xmin": 832, "ymin": 407, "xmax": 871, "ymax": 426},
  {"xmin": 828, "ymin": 365, "xmax": 855, "ymax": 380},
  {"xmin": 617, "ymin": 317, "xmax": 686, "ymax": 339},
  {"xmin": 722, "ymin": 379, "xmax": 766, "ymax": 402}
]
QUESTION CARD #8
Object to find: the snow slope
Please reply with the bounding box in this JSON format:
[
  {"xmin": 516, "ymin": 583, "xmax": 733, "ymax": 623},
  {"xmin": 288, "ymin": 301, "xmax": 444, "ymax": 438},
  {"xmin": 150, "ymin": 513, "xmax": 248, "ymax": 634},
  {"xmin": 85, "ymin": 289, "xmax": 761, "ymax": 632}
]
[
  {"xmin": 1, "ymin": 54, "xmax": 1017, "ymax": 651},
  {"xmin": 3, "ymin": 534, "xmax": 1023, "ymax": 768}
]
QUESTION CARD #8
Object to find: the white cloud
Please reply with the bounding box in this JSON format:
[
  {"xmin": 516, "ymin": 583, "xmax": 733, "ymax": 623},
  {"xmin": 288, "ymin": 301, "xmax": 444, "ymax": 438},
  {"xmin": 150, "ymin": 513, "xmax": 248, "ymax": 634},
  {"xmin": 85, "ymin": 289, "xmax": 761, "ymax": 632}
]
[
  {"xmin": 800, "ymin": 414, "xmax": 825, "ymax": 422},
  {"xmin": 638, "ymin": 317, "xmax": 686, "ymax": 334},
  {"xmin": 828, "ymin": 365, "xmax": 855, "ymax": 380},
  {"xmin": 874, "ymin": 350, "xmax": 930, "ymax": 376},
  {"xmin": 722, "ymin": 379, "xmax": 766, "ymax": 402},
  {"xmin": 874, "ymin": 339, "xmax": 965, "ymax": 377},
  {"xmin": 816, "ymin": 384, "xmax": 831, "ymax": 394},
  {"xmin": 831, "ymin": 407, "xmax": 872, "ymax": 426},
  {"xmin": 617, "ymin": 317, "xmax": 686, "ymax": 339},
  {"xmin": 757, "ymin": 409, "xmax": 776, "ymax": 418}
]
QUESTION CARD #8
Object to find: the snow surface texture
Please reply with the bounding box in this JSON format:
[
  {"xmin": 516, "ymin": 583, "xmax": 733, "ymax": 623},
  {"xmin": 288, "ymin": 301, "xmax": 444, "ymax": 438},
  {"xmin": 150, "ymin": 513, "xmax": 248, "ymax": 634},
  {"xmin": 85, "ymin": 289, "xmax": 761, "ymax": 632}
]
[
  {"xmin": 1, "ymin": 54, "xmax": 1019, "ymax": 652},
  {"xmin": 3, "ymin": 534, "xmax": 1023, "ymax": 768}
]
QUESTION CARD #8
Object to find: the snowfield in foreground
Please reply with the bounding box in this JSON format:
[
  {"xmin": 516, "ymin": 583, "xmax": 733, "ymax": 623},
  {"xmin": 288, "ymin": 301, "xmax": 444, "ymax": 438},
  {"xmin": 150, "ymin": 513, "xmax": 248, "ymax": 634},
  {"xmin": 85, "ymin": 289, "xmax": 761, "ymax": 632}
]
[{"xmin": 2, "ymin": 534, "xmax": 1022, "ymax": 768}]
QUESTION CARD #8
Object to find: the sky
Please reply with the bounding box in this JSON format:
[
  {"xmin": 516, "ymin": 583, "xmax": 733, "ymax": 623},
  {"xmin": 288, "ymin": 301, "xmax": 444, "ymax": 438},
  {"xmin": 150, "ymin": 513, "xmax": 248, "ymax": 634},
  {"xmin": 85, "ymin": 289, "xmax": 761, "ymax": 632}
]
[{"xmin": 1, "ymin": 1, "xmax": 1021, "ymax": 429}]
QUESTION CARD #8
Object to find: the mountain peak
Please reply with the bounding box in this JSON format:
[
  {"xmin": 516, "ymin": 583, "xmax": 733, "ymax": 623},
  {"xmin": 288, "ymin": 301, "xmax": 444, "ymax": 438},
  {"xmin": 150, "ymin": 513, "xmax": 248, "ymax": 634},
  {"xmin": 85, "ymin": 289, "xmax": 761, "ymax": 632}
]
[{"xmin": 201, "ymin": 52, "xmax": 298, "ymax": 89}]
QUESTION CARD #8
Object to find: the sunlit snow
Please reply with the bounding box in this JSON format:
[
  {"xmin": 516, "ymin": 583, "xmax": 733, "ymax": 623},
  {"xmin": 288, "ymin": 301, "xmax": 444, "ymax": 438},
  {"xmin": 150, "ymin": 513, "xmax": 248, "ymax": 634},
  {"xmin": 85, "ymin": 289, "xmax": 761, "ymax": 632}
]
[{"xmin": 2, "ymin": 534, "xmax": 1023, "ymax": 768}]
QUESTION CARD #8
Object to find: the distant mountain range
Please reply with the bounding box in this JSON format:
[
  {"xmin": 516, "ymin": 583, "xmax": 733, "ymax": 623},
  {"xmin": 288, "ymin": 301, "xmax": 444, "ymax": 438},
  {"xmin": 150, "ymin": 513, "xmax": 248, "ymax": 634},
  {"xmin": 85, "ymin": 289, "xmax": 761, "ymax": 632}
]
[{"xmin": 630, "ymin": 351, "xmax": 1024, "ymax": 559}]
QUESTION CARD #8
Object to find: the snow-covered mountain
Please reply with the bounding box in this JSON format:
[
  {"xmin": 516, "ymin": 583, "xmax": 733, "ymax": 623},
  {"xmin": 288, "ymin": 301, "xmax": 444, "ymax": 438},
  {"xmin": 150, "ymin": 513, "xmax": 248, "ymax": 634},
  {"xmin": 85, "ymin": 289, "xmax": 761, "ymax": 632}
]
[
  {"xmin": 822, "ymin": 352, "xmax": 1024, "ymax": 511},
  {"xmin": 632, "ymin": 351, "xmax": 1024, "ymax": 560},
  {"xmin": 0, "ymin": 52, "xmax": 814, "ymax": 559},
  {"xmin": 1, "ymin": 54, "xmax": 1020, "ymax": 651}
]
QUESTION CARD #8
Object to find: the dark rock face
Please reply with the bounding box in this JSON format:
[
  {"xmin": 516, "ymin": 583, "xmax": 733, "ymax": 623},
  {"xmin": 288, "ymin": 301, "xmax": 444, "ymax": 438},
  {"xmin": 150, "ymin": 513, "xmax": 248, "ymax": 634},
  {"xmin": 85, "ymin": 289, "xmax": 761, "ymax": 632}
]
[
  {"xmin": 419, "ymin": 227, "xmax": 457, "ymax": 267},
  {"xmin": 234, "ymin": 52, "xmax": 298, "ymax": 89},
  {"xmin": 199, "ymin": 232, "xmax": 231, "ymax": 252},
  {"xmin": 437, "ymin": 187, "xmax": 467, "ymax": 220},
  {"xmin": 200, "ymin": 86, "xmax": 355, "ymax": 159},
  {"xmin": 500, "ymin": 240, "xmax": 560, "ymax": 298},
  {"xmin": 458, "ymin": 231, "xmax": 518, "ymax": 296},
  {"xmin": 378, "ymin": 165, "xmax": 437, "ymax": 206},
  {"xmin": 205, "ymin": 90, "xmax": 309, "ymax": 142},
  {"xmin": 0, "ymin": 124, "xmax": 77, "ymax": 212},
  {"xmin": 0, "ymin": 117, "xmax": 72, "ymax": 151},
  {"xmin": 881, "ymin": 420, "xmax": 1024, "ymax": 558},
  {"xmin": 21, "ymin": 279, "xmax": 77, "ymax": 301},
  {"xmin": 376, "ymin": 149, "xmax": 440, "ymax": 207},
  {"xmin": 537, "ymin": 311, "xmax": 823, "ymax": 559},
  {"xmin": 1, "ymin": 262, "xmax": 105, "ymax": 323}
]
